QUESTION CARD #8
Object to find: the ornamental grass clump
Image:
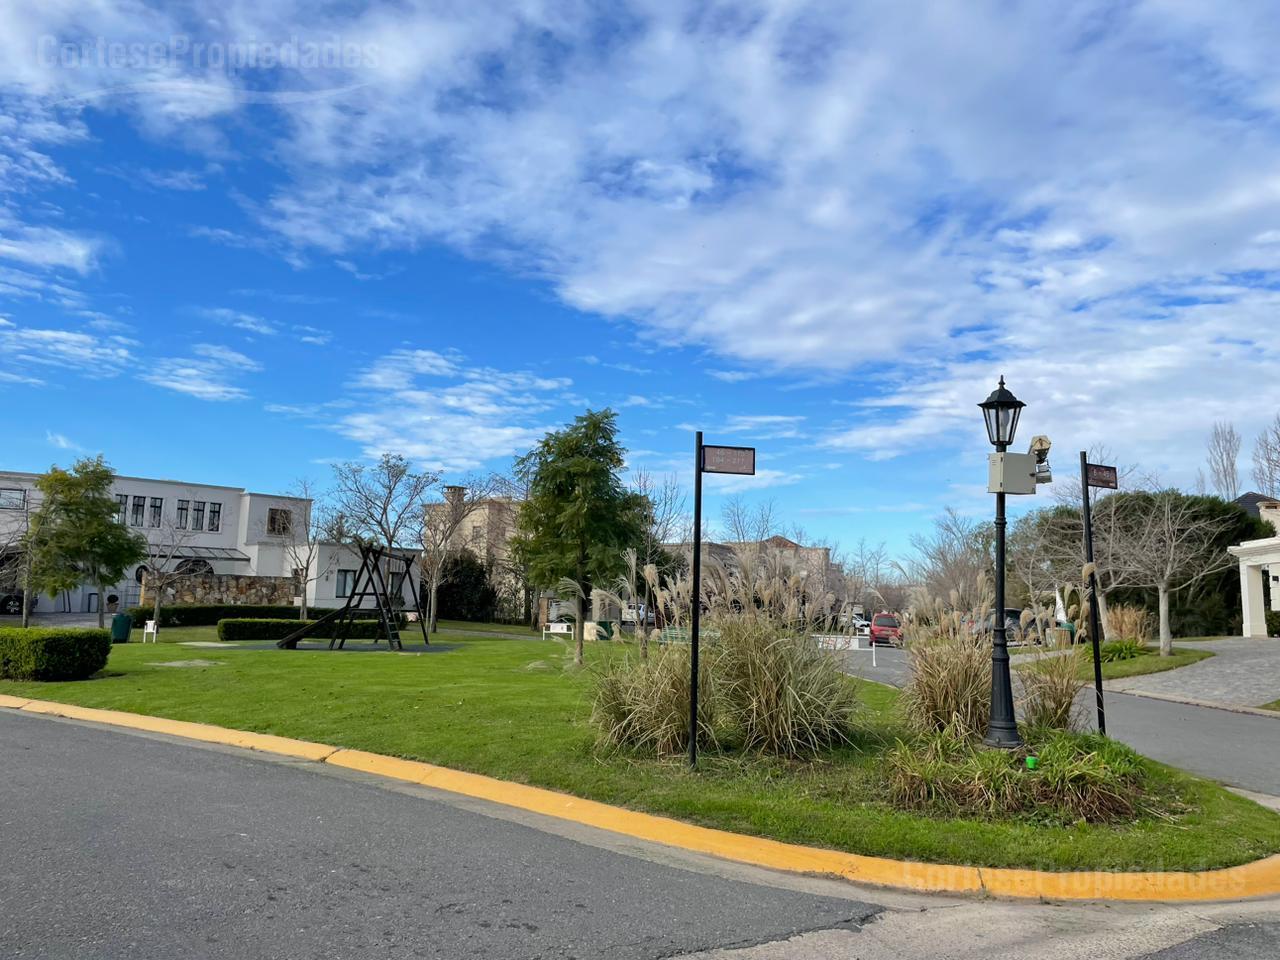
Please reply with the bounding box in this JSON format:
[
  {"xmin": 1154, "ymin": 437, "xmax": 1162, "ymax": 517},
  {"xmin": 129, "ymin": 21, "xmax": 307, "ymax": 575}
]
[
  {"xmin": 1106, "ymin": 604, "xmax": 1153, "ymax": 644},
  {"xmin": 887, "ymin": 729, "xmax": 1148, "ymax": 824},
  {"xmin": 590, "ymin": 549, "xmax": 861, "ymax": 758},
  {"xmin": 900, "ymin": 592, "xmax": 993, "ymax": 741},
  {"xmin": 713, "ymin": 617, "xmax": 860, "ymax": 755},
  {"xmin": 591, "ymin": 644, "xmax": 717, "ymax": 755},
  {"xmin": 1018, "ymin": 647, "xmax": 1086, "ymax": 732}
]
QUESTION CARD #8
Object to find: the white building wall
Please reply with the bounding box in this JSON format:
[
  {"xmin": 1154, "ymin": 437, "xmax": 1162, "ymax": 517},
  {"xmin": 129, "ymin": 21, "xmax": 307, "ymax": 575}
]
[{"xmin": 0, "ymin": 470, "xmax": 310, "ymax": 614}]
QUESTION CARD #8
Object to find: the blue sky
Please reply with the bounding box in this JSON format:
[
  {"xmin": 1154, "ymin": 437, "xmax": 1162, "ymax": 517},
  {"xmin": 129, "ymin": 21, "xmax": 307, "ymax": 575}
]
[{"xmin": 3, "ymin": 2, "xmax": 1280, "ymax": 556}]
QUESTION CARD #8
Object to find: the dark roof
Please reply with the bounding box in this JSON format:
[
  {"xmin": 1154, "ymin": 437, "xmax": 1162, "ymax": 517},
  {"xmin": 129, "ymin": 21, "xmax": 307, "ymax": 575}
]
[{"xmin": 1234, "ymin": 492, "xmax": 1279, "ymax": 518}]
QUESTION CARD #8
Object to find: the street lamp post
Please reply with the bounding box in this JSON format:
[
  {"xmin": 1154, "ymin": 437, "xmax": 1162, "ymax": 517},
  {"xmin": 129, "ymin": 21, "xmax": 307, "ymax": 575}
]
[{"xmin": 980, "ymin": 377, "xmax": 1025, "ymax": 749}]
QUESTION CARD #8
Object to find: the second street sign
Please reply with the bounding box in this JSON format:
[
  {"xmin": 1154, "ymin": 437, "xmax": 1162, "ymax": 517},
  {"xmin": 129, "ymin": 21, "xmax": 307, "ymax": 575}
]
[
  {"xmin": 702, "ymin": 445, "xmax": 756, "ymax": 475},
  {"xmin": 1086, "ymin": 462, "xmax": 1119, "ymax": 490}
]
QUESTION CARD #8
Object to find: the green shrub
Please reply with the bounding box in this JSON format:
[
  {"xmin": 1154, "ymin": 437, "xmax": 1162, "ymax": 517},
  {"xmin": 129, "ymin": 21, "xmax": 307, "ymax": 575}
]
[
  {"xmin": 216, "ymin": 618, "xmax": 394, "ymax": 641},
  {"xmin": 131, "ymin": 604, "xmax": 405, "ymax": 628},
  {"xmin": 0, "ymin": 627, "xmax": 111, "ymax": 681},
  {"xmin": 1100, "ymin": 638, "xmax": 1145, "ymax": 662},
  {"xmin": 130, "ymin": 604, "xmax": 307, "ymax": 627},
  {"xmin": 1268, "ymin": 611, "xmax": 1280, "ymax": 637},
  {"xmin": 900, "ymin": 633, "xmax": 990, "ymax": 741},
  {"xmin": 886, "ymin": 730, "xmax": 1146, "ymax": 824}
]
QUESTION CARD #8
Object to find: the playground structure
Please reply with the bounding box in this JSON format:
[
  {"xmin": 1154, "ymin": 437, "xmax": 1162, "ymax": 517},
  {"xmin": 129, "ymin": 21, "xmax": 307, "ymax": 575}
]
[{"xmin": 277, "ymin": 544, "xmax": 429, "ymax": 650}]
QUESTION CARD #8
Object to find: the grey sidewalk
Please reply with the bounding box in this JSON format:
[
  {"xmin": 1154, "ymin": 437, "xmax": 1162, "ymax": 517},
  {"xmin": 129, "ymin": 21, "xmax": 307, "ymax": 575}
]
[{"xmin": 1105, "ymin": 638, "xmax": 1280, "ymax": 710}]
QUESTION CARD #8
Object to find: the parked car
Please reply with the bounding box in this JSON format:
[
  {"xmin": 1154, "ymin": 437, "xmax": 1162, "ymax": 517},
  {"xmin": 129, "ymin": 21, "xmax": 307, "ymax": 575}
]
[
  {"xmin": 869, "ymin": 613, "xmax": 903, "ymax": 646},
  {"xmin": 0, "ymin": 592, "xmax": 35, "ymax": 616},
  {"xmin": 971, "ymin": 608, "xmax": 1027, "ymax": 643}
]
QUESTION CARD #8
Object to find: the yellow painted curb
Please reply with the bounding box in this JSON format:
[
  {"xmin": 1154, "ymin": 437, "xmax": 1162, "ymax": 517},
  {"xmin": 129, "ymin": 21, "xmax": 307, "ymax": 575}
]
[
  {"xmin": 5, "ymin": 696, "xmax": 1280, "ymax": 902},
  {"xmin": 12, "ymin": 700, "xmax": 337, "ymax": 762}
]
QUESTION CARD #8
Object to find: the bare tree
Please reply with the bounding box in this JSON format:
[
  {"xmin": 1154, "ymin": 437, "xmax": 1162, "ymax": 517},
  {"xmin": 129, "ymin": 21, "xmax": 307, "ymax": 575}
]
[
  {"xmin": 898, "ymin": 509, "xmax": 993, "ymax": 612},
  {"xmin": 718, "ymin": 495, "xmax": 778, "ymax": 545},
  {"xmin": 1253, "ymin": 413, "xmax": 1280, "ymax": 497},
  {"xmin": 140, "ymin": 516, "xmax": 205, "ymax": 631},
  {"xmin": 332, "ymin": 454, "xmax": 440, "ymax": 550},
  {"xmin": 0, "ymin": 488, "xmax": 37, "ymax": 626},
  {"xmin": 421, "ymin": 477, "xmax": 496, "ymax": 633},
  {"xmin": 1206, "ymin": 421, "xmax": 1242, "ymax": 500},
  {"xmin": 277, "ymin": 479, "xmax": 334, "ymax": 621},
  {"xmin": 1115, "ymin": 491, "xmax": 1237, "ymax": 655}
]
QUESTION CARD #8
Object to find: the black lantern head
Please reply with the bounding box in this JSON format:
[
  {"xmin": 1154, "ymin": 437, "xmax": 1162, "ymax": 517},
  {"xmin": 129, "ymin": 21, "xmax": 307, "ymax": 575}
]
[{"xmin": 979, "ymin": 376, "xmax": 1025, "ymax": 448}]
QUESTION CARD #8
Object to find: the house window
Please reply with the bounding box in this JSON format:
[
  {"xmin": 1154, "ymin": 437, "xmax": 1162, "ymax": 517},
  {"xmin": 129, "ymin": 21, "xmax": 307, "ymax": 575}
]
[
  {"xmin": 267, "ymin": 508, "xmax": 292, "ymax": 536},
  {"xmin": 176, "ymin": 500, "xmax": 189, "ymax": 529},
  {"xmin": 336, "ymin": 568, "xmax": 356, "ymax": 598},
  {"xmin": 389, "ymin": 571, "xmax": 406, "ymax": 598},
  {"xmin": 0, "ymin": 488, "xmax": 25, "ymax": 510},
  {"xmin": 149, "ymin": 497, "xmax": 163, "ymax": 527},
  {"xmin": 115, "ymin": 494, "xmax": 128, "ymax": 524},
  {"xmin": 191, "ymin": 501, "xmax": 206, "ymax": 531},
  {"xmin": 131, "ymin": 496, "xmax": 146, "ymax": 526},
  {"xmin": 208, "ymin": 502, "xmax": 221, "ymax": 533}
]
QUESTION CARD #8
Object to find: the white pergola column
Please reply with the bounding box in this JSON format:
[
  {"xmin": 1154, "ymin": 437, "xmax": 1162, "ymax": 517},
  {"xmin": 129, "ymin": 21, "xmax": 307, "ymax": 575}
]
[{"xmin": 1241, "ymin": 561, "xmax": 1268, "ymax": 638}]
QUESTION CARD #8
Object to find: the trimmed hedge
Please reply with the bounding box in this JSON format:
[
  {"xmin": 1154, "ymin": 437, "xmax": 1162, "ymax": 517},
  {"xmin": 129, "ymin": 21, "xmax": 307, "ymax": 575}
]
[
  {"xmin": 1269, "ymin": 610, "xmax": 1280, "ymax": 638},
  {"xmin": 216, "ymin": 618, "xmax": 396, "ymax": 642},
  {"xmin": 0, "ymin": 627, "xmax": 111, "ymax": 681},
  {"xmin": 129, "ymin": 604, "xmax": 407, "ymax": 628}
]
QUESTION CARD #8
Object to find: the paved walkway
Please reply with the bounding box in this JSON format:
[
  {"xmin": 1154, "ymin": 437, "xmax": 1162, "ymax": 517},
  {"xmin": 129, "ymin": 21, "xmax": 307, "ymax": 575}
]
[{"xmin": 1105, "ymin": 638, "xmax": 1280, "ymax": 710}]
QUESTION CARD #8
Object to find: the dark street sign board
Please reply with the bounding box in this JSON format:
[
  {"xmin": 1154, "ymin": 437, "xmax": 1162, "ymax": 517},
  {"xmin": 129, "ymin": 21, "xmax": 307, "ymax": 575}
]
[
  {"xmin": 702, "ymin": 445, "xmax": 756, "ymax": 475},
  {"xmin": 1085, "ymin": 463, "xmax": 1118, "ymax": 490}
]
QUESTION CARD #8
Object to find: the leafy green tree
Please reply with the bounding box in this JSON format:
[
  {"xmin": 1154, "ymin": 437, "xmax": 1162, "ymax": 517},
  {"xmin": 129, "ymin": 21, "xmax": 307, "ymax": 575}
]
[
  {"xmin": 512, "ymin": 409, "xmax": 646, "ymax": 664},
  {"xmin": 27, "ymin": 456, "xmax": 147, "ymax": 628},
  {"xmin": 434, "ymin": 549, "xmax": 499, "ymax": 623}
]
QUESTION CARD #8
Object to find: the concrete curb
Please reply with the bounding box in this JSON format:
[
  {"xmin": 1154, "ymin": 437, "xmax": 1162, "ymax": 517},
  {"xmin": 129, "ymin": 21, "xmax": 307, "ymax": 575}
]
[
  {"xmin": 4, "ymin": 693, "xmax": 1280, "ymax": 903},
  {"xmin": 1103, "ymin": 686, "xmax": 1280, "ymax": 719}
]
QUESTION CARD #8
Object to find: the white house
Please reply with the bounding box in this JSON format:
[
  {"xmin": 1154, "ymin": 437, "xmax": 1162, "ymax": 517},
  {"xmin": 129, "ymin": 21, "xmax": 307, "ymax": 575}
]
[
  {"xmin": 1228, "ymin": 494, "xmax": 1280, "ymax": 637},
  {"xmin": 0, "ymin": 470, "xmax": 417, "ymax": 615}
]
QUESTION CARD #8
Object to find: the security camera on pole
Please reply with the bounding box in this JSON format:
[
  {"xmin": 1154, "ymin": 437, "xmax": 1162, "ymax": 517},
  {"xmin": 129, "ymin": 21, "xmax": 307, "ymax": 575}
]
[{"xmin": 979, "ymin": 377, "xmax": 1053, "ymax": 749}]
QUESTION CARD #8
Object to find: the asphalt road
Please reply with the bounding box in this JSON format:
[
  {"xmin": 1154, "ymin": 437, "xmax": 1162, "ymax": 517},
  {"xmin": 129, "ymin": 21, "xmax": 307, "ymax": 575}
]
[
  {"xmin": 839, "ymin": 647, "xmax": 1280, "ymax": 797},
  {"xmin": 4, "ymin": 709, "xmax": 1280, "ymax": 959},
  {"xmin": 0, "ymin": 710, "xmax": 877, "ymax": 960}
]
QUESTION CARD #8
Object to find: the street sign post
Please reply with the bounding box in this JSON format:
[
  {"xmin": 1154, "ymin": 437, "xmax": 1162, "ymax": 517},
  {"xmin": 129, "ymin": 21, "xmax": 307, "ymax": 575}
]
[
  {"xmin": 1080, "ymin": 453, "xmax": 1119, "ymax": 735},
  {"xmin": 1086, "ymin": 462, "xmax": 1118, "ymax": 490},
  {"xmin": 689, "ymin": 434, "xmax": 756, "ymax": 768}
]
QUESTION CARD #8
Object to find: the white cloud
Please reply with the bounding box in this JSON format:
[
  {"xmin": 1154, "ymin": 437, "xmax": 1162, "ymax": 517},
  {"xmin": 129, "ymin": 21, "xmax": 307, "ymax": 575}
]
[
  {"xmin": 9, "ymin": 3, "xmax": 1280, "ymax": 482},
  {"xmin": 197, "ymin": 307, "xmax": 279, "ymax": 336},
  {"xmin": 0, "ymin": 221, "xmax": 102, "ymax": 274},
  {"xmin": 45, "ymin": 430, "xmax": 79, "ymax": 450},
  {"xmin": 707, "ymin": 370, "xmax": 758, "ymax": 383},
  {"xmin": 329, "ymin": 349, "xmax": 574, "ymax": 472},
  {"xmin": 0, "ymin": 319, "xmax": 131, "ymax": 376},
  {"xmin": 140, "ymin": 343, "xmax": 262, "ymax": 401}
]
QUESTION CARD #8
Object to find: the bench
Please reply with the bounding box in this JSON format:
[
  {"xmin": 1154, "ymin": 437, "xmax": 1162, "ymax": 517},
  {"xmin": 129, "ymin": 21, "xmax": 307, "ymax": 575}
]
[{"xmin": 542, "ymin": 621, "xmax": 574, "ymax": 640}]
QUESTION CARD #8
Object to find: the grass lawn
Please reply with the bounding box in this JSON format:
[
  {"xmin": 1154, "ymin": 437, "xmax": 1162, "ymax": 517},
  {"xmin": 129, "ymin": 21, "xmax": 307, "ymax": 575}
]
[
  {"xmin": 1260, "ymin": 699, "xmax": 1280, "ymax": 713},
  {"xmin": 435, "ymin": 619, "xmax": 539, "ymax": 636},
  {"xmin": 1093, "ymin": 647, "xmax": 1214, "ymax": 680},
  {"xmin": 3, "ymin": 626, "xmax": 1278, "ymax": 873},
  {"xmin": 1017, "ymin": 646, "xmax": 1213, "ymax": 681}
]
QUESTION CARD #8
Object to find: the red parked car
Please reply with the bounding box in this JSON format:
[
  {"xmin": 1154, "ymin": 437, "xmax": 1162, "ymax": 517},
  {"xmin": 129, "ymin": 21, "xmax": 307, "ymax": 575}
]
[{"xmin": 869, "ymin": 613, "xmax": 903, "ymax": 646}]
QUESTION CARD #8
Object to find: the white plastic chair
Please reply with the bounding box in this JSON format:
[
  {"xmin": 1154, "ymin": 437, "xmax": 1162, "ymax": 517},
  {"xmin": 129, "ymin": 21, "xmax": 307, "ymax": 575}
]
[{"xmin": 143, "ymin": 620, "xmax": 158, "ymax": 643}]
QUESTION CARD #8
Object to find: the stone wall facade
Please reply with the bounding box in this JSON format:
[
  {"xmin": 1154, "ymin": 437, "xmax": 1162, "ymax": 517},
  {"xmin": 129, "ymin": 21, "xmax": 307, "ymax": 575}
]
[{"xmin": 141, "ymin": 573, "xmax": 297, "ymax": 607}]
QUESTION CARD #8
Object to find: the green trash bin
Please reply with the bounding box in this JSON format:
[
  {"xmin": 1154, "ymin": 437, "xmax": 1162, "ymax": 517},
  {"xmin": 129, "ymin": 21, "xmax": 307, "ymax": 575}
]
[{"xmin": 110, "ymin": 613, "xmax": 133, "ymax": 643}]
